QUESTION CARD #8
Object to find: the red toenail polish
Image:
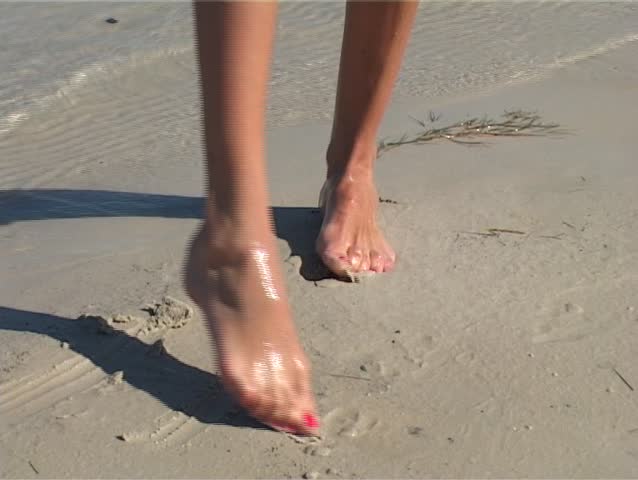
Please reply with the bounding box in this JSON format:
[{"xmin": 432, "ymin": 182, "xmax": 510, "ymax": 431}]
[{"xmin": 303, "ymin": 413, "xmax": 319, "ymax": 428}]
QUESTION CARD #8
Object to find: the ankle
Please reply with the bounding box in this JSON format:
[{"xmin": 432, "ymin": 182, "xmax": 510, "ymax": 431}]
[
  {"xmin": 325, "ymin": 139, "xmax": 376, "ymax": 180},
  {"xmin": 203, "ymin": 204, "xmax": 276, "ymax": 264}
]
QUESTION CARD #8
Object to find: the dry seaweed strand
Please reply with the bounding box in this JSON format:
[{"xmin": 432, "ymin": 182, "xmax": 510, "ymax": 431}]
[
  {"xmin": 28, "ymin": 460, "xmax": 39, "ymax": 475},
  {"xmin": 487, "ymin": 228, "xmax": 526, "ymax": 235},
  {"xmin": 378, "ymin": 109, "xmax": 565, "ymax": 157},
  {"xmin": 461, "ymin": 228, "xmax": 526, "ymax": 238},
  {"xmin": 323, "ymin": 371, "xmax": 371, "ymax": 382},
  {"xmin": 613, "ymin": 368, "xmax": 635, "ymax": 391}
]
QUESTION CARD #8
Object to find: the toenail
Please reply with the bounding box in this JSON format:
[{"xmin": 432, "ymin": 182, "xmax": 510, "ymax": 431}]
[{"xmin": 303, "ymin": 412, "xmax": 320, "ymax": 428}]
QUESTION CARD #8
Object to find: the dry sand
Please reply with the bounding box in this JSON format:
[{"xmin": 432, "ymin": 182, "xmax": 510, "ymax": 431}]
[{"xmin": 2, "ymin": 4, "xmax": 638, "ymax": 479}]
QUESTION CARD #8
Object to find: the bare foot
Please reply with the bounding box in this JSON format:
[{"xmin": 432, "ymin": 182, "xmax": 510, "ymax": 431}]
[
  {"xmin": 317, "ymin": 170, "xmax": 396, "ymax": 277},
  {"xmin": 184, "ymin": 224, "xmax": 319, "ymax": 435}
]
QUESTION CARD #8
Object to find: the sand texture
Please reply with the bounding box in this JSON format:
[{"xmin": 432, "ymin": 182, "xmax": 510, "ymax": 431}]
[{"xmin": 2, "ymin": 3, "xmax": 638, "ymax": 478}]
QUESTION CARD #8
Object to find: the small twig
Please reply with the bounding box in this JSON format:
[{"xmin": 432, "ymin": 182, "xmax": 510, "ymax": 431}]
[
  {"xmin": 562, "ymin": 221, "xmax": 576, "ymax": 230},
  {"xmin": 323, "ymin": 371, "xmax": 371, "ymax": 382},
  {"xmin": 487, "ymin": 228, "xmax": 526, "ymax": 235},
  {"xmin": 460, "ymin": 228, "xmax": 526, "ymax": 236},
  {"xmin": 538, "ymin": 234, "xmax": 564, "ymax": 240},
  {"xmin": 459, "ymin": 231, "xmax": 497, "ymax": 237},
  {"xmin": 613, "ymin": 368, "xmax": 634, "ymax": 391},
  {"xmin": 28, "ymin": 460, "xmax": 39, "ymax": 475}
]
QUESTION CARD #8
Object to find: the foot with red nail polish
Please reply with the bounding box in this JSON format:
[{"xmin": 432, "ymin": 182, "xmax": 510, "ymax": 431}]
[{"xmin": 185, "ymin": 223, "xmax": 320, "ymax": 436}]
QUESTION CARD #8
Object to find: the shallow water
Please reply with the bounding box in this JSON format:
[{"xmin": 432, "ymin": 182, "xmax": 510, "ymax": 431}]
[{"xmin": 1, "ymin": 1, "xmax": 637, "ymax": 136}]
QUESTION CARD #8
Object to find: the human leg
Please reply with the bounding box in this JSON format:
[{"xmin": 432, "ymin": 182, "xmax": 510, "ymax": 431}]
[
  {"xmin": 187, "ymin": 1, "xmax": 319, "ymax": 435},
  {"xmin": 317, "ymin": 1, "xmax": 418, "ymax": 275}
]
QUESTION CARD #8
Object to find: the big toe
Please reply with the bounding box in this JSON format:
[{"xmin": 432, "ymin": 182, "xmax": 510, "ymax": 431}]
[
  {"xmin": 269, "ymin": 410, "xmax": 320, "ymax": 436},
  {"xmin": 263, "ymin": 397, "xmax": 321, "ymax": 436},
  {"xmin": 231, "ymin": 373, "xmax": 320, "ymax": 436}
]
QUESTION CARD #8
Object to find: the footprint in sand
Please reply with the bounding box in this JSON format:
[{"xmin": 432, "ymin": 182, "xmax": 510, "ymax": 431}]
[
  {"xmin": 322, "ymin": 407, "xmax": 380, "ymax": 439},
  {"xmin": 391, "ymin": 331, "xmax": 437, "ymax": 369},
  {"xmin": 532, "ymin": 300, "xmax": 609, "ymax": 344},
  {"xmin": 359, "ymin": 359, "xmax": 398, "ymax": 379},
  {"xmin": 356, "ymin": 359, "xmax": 401, "ymax": 394}
]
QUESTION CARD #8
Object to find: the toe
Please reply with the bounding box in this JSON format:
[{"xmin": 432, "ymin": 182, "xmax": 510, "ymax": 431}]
[
  {"xmin": 358, "ymin": 251, "xmax": 371, "ymax": 272},
  {"xmin": 266, "ymin": 392, "xmax": 320, "ymax": 436},
  {"xmin": 347, "ymin": 248, "xmax": 364, "ymax": 272},
  {"xmin": 297, "ymin": 410, "xmax": 321, "ymax": 435},
  {"xmin": 320, "ymin": 250, "xmax": 351, "ymax": 277},
  {"xmin": 369, "ymin": 252, "xmax": 384, "ymax": 273},
  {"xmin": 289, "ymin": 396, "xmax": 321, "ymax": 436}
]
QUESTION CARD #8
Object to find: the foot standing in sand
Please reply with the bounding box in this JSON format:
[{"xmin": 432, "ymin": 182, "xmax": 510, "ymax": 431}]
[{"xmin": 185, "ymin": 1, "xmax": 417, "ymax": 435}]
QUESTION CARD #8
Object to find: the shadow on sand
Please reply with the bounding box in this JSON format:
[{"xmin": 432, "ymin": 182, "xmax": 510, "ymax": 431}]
[
  {"xmin": 0, "ymin": 188, "xmax": 333, "ymax": 281},
  {"xmin": 0, "ymin": 305, "xmax": 265, "ymax": 429},
  {"xmin": 0, "ymin": 188, "xmax": 336, "ymax": 429}
]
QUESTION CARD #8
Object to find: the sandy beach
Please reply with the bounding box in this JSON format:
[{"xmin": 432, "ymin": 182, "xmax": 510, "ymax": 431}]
[{"xmin": 2, "ymin": 2, "xmax": 638, "ymax": 478}]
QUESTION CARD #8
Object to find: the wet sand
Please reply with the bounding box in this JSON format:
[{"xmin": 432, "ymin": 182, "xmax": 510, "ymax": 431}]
[{"xmin": 2, "ymin": 3, "xmax": 638, "ymax": 478}]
